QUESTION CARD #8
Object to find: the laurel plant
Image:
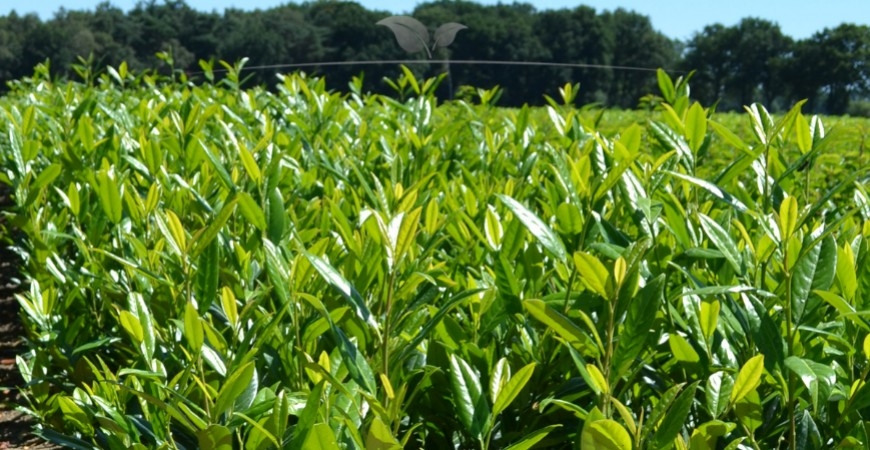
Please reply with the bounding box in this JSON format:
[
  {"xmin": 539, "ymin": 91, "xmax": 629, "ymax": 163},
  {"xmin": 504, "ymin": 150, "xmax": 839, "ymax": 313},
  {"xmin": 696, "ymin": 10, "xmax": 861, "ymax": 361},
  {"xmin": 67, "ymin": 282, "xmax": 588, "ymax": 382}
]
[{"xmin": 1, "ymin": 62, "xmax": 870, "ymax": 450}]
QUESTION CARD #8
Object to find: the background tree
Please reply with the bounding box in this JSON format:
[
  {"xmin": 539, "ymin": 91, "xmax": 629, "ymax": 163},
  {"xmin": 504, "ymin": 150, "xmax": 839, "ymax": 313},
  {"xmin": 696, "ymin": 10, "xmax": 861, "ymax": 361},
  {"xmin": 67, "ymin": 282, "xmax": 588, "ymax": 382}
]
[
  {"xmin": 533, "ymin": 6, "xmax": 611, "ymax": 105},
  {"xmin": 0, "ymin": 0, "xmax": 869, "ymax": 112},
  {"xmin": 601, "ymin": 8, "xmax": 678, "ymax": 108},
  {"xmin": 786, "ymin": 24, "xmax": 870, "ymax": 114}
]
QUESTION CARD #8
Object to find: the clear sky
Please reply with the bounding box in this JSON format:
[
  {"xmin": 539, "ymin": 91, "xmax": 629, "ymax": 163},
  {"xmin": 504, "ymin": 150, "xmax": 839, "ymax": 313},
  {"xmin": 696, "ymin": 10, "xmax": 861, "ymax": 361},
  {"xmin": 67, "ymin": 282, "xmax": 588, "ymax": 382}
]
[{"xmin": 3, "ymin": 0, "xmax": 868, "ymax": 41}]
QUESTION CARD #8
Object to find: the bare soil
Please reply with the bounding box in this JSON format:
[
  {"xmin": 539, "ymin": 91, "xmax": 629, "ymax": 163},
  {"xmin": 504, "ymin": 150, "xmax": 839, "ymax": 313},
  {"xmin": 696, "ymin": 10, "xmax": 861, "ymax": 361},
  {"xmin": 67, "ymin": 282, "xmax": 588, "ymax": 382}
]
[{"xmin": 0, "ymin": 189, "xmax": 57, "ymax": 449}]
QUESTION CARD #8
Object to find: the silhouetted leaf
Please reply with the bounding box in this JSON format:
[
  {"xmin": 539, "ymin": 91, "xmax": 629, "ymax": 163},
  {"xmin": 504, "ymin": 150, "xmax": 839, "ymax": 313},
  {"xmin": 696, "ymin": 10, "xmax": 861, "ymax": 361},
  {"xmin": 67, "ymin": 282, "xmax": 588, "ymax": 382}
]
[
  {"xmin": 433, "ymin": 22, "xmax": 467, "ymax": 49},
  {"xmin": 376, "ymin": 16, "xmax": 430, "ymax": 54}
]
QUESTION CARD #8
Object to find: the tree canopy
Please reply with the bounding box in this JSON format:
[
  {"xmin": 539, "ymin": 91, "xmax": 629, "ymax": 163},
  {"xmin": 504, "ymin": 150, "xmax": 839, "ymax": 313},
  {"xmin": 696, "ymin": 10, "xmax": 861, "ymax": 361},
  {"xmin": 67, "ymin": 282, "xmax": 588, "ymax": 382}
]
[{"xmin": 1, "ymin": 0, "xmax": 868, "ymax": 113}]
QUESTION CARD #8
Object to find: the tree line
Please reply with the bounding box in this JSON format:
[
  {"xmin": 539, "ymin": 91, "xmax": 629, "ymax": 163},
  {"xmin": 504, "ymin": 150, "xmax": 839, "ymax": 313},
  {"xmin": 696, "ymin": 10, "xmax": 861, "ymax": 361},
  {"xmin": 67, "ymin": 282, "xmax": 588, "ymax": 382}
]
[{"xmin": 1, "ymin": 0, "xmax": 869, "ymax": 114}]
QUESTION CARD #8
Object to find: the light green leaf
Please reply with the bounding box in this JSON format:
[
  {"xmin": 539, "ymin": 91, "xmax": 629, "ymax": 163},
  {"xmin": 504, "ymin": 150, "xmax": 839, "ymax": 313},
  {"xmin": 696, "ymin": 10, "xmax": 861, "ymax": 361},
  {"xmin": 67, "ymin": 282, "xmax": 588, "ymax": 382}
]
[
  {"xmin": 365, "ymin": 416, "xmax": 401, "ymax": 450},
  {"xmin": 573, "ymin": 251, "xmax": 610, "ymax": 298},
  {"xmin": 304, "ymin": 252, "xmax": 377, "ymax": 331},
  {"xmin": 666, "ymin": 170, "xmax": 748, "ymax": 212},
  {"xmin": 689, "ymin": 420, "xmax": 735, "ymax": 450},
  {"xmin": 669, "ymin": 333, "xmax": 700, "ymax": 363},
  {"xmin": 96, "ymin": 168, "xmax": 123, "ymax": 224},
  {"xmin": 215, "ymin": 362, "xmax": 256, "ymax": 419},
  {"xmin": 236, "ymin": 192, "xmax": 266, "ymax": 231},
  {"xmin": 395, "ymin": 206, "xmax": 422, "ymax": 264},
  {"xmin": 503, "ymin": 425, "xmax": 561, "ymax": 450},
  {"xmin": 581, "ymin": 419, "xmax": 632, "ymax": 450},
  {"xmin": 302, "ymin": 423, "xmax": 340, "ymax": 450},
  {"xmin": 266, "ymin": 187, "xmax": 285, "ymax": 243},
  {"xmin": 119, "ymin": 310, "xmax": 144, "ymax": 345},
  {"xmin": 498, "ymin": 194, "xmax": 566, "ymax": 262},
  {"xmin": 705, "ymin": 371, "xmax": 734, "ymax": 419},
  {"xmin": 795, "ymin": 112, "xmax": 812, "ymax": 154},
  {"xmin": 698, "ymin": 213, "xmax": 742, "ymax": 273},
  {"xmin": 493, "ymin": 362, "xmax": 535, "ymax": 416},
  {"xmin": 779, "ymin": 196, "xmax": 798, "ymax": 241},
  {"xmin": 700, "ymin": 299, "xmax": 720, "ymax": 343},
  {"xmin": 730, "ymin": 355, "xmax": 764, "ymax": 405},
  {"xmin": 524, "ymin": 299, "xmax": 598, "ymax": 357},
  {"xmin": 686, "ymin": 102, "xmax": 707, "ymax": 153},
  {"xmin": 184, "ymin": 301, "xmax": 203, "ymax": 353},
  {"xmin": 450, "ymin": 354, "xmax": 490, "ymax": 440},
  {"xmin": 651, "ymin": 382, "xmax": 699, "ymax": 448},
  {"xmin": 586, "ymin": 364, "xmax": 609, "ymax": 395},
  {"xmin": 196, "ymin": 424, "xmax": 233, "ymax": 450},
  {"xmin": 485, "ymin": 205, "xmax": 504, "ymax": 250}
]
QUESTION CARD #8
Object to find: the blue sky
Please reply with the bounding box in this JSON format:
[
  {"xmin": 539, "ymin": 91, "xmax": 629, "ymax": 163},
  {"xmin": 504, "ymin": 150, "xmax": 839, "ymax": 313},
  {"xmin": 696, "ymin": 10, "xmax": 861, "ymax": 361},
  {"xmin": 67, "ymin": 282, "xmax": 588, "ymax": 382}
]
[{"xmin": 3, "ymin": 0, "xmax": 868, "ymax": 41}]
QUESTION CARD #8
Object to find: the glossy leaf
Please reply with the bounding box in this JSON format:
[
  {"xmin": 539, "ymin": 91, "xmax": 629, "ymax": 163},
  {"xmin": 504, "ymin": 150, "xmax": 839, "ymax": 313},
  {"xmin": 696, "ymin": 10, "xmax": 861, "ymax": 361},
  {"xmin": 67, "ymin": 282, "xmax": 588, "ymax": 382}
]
[
  {"xmin": 730, "ymin": 355, "xmax": 764, "ymax": 405},
  {"xmin": 581, "ymin": 419, "xmax": 632, "ymax": 450},
  {"xmin": 498, "ymin": 194, "xmax": 567, "ymax": 262}
]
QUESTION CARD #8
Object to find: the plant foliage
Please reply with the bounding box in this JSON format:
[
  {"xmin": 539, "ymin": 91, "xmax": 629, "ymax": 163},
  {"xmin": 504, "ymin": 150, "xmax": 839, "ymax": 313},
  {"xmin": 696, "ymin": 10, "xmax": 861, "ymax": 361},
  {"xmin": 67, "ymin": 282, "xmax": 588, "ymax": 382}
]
[{"xmin": 2, "ymin": 63, "xmax": 870, "ymax": 449}]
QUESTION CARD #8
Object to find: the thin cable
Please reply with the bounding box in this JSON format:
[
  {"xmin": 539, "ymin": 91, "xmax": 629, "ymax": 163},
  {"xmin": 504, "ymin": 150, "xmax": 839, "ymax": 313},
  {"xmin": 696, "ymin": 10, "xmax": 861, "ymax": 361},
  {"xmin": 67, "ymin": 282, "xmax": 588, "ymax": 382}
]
[{"xmin": 202, "ymin": 59, "xmax": 673, "ymax": 74}]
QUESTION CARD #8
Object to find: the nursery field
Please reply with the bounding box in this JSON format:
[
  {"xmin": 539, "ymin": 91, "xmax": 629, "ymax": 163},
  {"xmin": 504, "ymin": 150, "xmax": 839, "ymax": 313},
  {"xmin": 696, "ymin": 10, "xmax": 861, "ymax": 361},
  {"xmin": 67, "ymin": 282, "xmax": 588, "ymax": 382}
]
[{"xmin": 2, "ymin": 64, "xmax": 870, "ymax": 449}]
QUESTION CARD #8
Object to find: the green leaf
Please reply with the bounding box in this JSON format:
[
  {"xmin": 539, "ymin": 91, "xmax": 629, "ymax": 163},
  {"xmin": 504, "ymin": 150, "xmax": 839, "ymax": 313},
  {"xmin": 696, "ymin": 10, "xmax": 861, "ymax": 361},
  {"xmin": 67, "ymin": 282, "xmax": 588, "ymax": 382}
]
[
  {"xmin": 290, "ymin": 381, "xmax": 324, "ymax": 450},
  {"xmin": 795, "ymin": 409, "xmax": 822, "ymax": 450},
  {"xmin": 215, "ymin": 362, "xmax": 256, "ymax": 419},
  {"xmin": 365, "ymin": 416, "xmax": 401, "ymax": 450},
  {"xmin": 837, "ymin": 243, "xmax": 858, "ymax": 301},
  {"xmin": 581, "ymin": 419, "xmax": 632, "ymax": 450},
  {"xmin": 449, "ymin": 354, "xmax": 490, "ymax": 440},
  {"xmin": 700, "ymin": 299, "xmax": 720, "ymax": 343},
  {"xmin": 266, "ymin": 187, "xmax": 285, "ymax": 243},
  {"xmin": 524, "ymin": 299, "xmax": 598, "ymax": 356},
  {"xmin": 498, "ymin": 194, "xmax": 567, "ymax": 262},
  {"xmin": 669, "ymin": 333, "xmax": 699, "ymax": 363},
  {"xmin": 334, "ymin": 325, "xmax": 378, "ymax": 395},
  {"xmin": 734, "ymin": 391, "xmax": 764, "ymax": 432},
  {"xmin": 652, "ymin": 382, "xmax": 699, "ymax": 448},
  {"xmin": 304, "ymin": 252, "xmax": 378, "ymax": 331},
  {"xmin": 785, "ymin": 356, "xmax": 835, "ymax": 410},
  {"xmin": 730, "ymin": 355, "xmax": 764, "ymax": 405},
  {"xmin": 195, "ymin": 239, "xmax": 219, "ymax": 312},
  {"xmin": 791, "ymin": 233, "xmax": 837, "ymax": 324},
  {"xmin": 221, "ymin": 287, "xmax": 238, "ymax": 330},
  {"xmin": 503, "ymin": 425, "xmax": 561, "ymax": 450},
  {"xmin": 779, "ymin": 196, "xmax": 799, "ymax": 241},
  {"xmin": 57, "ymin": 396, "xmax": 93, "ymax": 435},
  {"xmin": 395, "ymin": 206, "xmax": 422, "ymax": 264},
  {"xmin": 485, "ymin": 205, "xmax": 504, "ymax": 250},
  {"xmin": 708, "ymin": 120, "xmax": 752, "ymax": 156},
  {"xmin": 698, "ymin": 213, "xmax": 742, "ymax": 273},
  {"xmin": 705, "ymin": 371, "xmax": 734, "ymax": 419},
  {"xmin": 129, "ymin": 293, "xmax": 155, "ymax": 361},
  {"xmin": 303, "ymin": 423, "xmax": 340, "ymax": 450},
  {"xmin": 493, "ymin": 362, "xmax": 535, "ymax": 416},
  {"xmin": 689, "ymin": 420, "xmax": 735, "ymax": 450},
  {"xmin": 586, "ymin": 364, "xmax": 609, "ymax": 395},
  {"xmin": 657, "ymin": 69, "xmax": 676, "ymax": 103},
  {"xmin": 666, "ymin": 170, "xmax": 748, "ymax": 212},
  {"xmin": 119, "ymin": 310, "xmax": 144, "ymax": 344},
  {"xmin": 795, "ymin": 113, "xmax": 812, "ymax": 154},
  {"xmin": 184, "ymin": 301, "xmax": 203, "ymax": 353},
  {"xmin": 614, "ymin": 275, "xmax": 664, "ymax": 374},
  {"xmin": 96, "ymin": 168, "xmax": 123, "ymax": 224},
  {"xmin": 686, "ymin": 102, "xmax": 707, "ymax": 153},
  {"xmin": 196, "ymin": 424, "xmax": 233, "ymax": 450},
  {"xmin": 573, "ymin": 251, "xmax": 610, "ymax": 298},
  {"xmin": 237, "ymin": 192, "xmax": 266, "ymax": 231}
]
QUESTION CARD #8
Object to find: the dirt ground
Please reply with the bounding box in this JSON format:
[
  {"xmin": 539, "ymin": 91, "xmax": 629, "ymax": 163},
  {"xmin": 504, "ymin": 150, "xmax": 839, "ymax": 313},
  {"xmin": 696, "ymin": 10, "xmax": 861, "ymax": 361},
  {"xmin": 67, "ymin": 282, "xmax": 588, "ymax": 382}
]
[{"xmin": 0, "ymin": 190, "xmax": 56, "ymax": 448}]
